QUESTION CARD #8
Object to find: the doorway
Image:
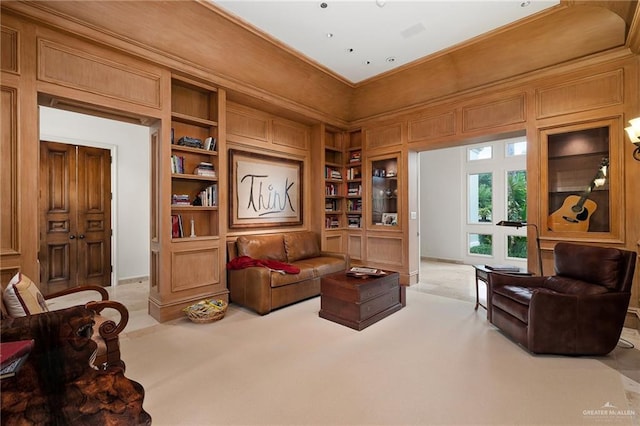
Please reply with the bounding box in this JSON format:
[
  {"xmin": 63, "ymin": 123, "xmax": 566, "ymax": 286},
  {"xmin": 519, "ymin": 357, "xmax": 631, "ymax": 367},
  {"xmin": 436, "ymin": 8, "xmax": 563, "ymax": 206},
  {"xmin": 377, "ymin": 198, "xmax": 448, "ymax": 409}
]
[
  {"xmin": 39, "ymin": 141, "xmax": 112, "ymax": 294},
  {"xmin": 39, "ymin": 106, "xmax": 151, "ymax": 295},
  {"xmin": 419, "ymin": 135, "xmax": 527, "ymax": 268}
]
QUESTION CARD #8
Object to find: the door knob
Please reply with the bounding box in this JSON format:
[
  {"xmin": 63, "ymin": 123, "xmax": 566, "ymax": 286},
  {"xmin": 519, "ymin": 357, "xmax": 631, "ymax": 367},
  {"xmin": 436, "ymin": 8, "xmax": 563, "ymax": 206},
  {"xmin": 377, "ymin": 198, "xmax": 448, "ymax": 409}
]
[
  {"xmin": 69, "ymin": 235, "xmax": 75, "ymax": 240},
  {"xmin": 79, "ymin": 234, "xmax": 85, "ymax": 239}
]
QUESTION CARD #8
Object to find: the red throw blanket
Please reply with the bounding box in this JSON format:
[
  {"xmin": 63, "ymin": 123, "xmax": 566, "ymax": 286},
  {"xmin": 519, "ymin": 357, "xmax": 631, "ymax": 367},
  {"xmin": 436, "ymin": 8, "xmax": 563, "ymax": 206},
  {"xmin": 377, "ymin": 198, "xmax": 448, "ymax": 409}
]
[{"xmin": 226, "ymin": 256, "xmax": 300, "ymax": 274}]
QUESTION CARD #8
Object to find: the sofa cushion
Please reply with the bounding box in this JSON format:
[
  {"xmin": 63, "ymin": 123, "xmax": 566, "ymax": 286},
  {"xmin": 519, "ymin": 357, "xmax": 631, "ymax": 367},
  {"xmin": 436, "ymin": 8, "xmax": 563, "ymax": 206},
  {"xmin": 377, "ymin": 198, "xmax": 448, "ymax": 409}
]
[
  {"xmin": 236, "ymin": 234, "xmax": 286, "ymax": 262},
  {"xmin": 554, "ymin": 243, "xmax": 622, "ymax": 290},
  {"xmin": 294, "ymin": 256, "xmax": 346, "ymax": 276},
  {"xmin": 543, "ymin": 276, "xmax": 610, "ymax": 296},
  {"xmin": 3, "ymin": 273, "xmax": 49, "ymax": 317},
  {"xmin": 492, "ymin": 293, "xmax": 530, "ymax": 324},
  {"xmin": 270, "ymin": 266, "xmax": 316, "ymax": 288},
  {"xmin": 284, "ymin": 231, "xmax": 320, "ymax": 262}
]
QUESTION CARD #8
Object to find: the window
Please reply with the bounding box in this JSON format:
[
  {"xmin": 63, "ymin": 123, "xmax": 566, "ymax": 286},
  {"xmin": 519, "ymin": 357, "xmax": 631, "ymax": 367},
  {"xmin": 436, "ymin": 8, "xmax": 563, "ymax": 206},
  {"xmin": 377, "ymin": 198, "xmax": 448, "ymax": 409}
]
[
  {"xmin": 506, "ymin": 235, "xmax": 527, "ymax": 259},
  {"xmin": 468, "ymin": 233, "xmax": 492, "ymax": 256},
  {"xmin": 507, "ymin": 170, "xmax": 527, "ymax": 222},
  {"xmin": 463, "ymin": 136, "xmax": 526, "ymax": 266},
  {"xmin": 468, "ymin": 172, "xmax": 492, "ymax": 223},
  {"xmin": 468, "ymin": 146, "xmax": 492, "ymax": 161},
  {"xmin": 506, "ymin": 140, "xmax": 527, "ymax": 157}
]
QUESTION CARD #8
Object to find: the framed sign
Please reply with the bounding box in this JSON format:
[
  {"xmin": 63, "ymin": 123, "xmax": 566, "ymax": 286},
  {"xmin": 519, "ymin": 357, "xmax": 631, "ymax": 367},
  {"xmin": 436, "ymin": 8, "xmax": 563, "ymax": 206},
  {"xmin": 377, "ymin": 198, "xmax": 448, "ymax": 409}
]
[{"xmin": 229, "ymin": 150, "xmax": 303, "ymax": 228}]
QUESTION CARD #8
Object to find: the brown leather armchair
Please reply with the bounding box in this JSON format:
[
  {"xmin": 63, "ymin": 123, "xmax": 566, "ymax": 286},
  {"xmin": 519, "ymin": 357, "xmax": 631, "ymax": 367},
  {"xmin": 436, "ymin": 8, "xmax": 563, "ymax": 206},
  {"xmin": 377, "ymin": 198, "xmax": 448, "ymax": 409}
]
[{"xmin": 488, "ymin": 242, "xmax": 637, "ymax": 355}]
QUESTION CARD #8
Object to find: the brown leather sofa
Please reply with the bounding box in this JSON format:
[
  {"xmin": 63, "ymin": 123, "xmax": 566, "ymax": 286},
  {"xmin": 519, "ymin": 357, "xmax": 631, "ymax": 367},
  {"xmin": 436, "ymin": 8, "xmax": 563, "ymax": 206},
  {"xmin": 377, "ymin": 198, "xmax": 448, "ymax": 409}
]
[
  {"xmin": 227, "ymin": 231, "xmax": 348, "ymax": 315},
  {"xmin": 488, "ymin": 242, "xmax": 636, "ymax": 355}
]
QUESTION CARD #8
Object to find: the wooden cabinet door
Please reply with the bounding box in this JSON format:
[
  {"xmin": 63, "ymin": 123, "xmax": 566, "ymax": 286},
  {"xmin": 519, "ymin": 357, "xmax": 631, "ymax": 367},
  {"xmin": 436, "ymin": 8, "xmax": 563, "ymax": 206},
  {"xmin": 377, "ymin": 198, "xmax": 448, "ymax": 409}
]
[{"xmin": 40, "ymin": 142, "xmax": 111, "ymax": 294}]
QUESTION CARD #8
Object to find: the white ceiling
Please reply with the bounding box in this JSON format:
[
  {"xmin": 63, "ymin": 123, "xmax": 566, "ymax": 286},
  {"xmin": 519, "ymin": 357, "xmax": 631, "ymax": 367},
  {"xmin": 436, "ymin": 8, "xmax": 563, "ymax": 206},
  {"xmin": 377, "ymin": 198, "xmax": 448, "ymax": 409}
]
[{"xmin": 213, "ymin": 0, "xmax": 560, "ymax": 84}]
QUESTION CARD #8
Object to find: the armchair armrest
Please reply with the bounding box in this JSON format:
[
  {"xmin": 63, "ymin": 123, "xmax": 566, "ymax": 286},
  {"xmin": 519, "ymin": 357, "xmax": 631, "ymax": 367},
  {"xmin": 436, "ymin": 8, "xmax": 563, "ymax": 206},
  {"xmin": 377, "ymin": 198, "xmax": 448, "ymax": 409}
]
[
  {"xmin": 45, "ymin": 285, "xmax": 109, "ymax": 301},
  {"xmin": 528, "ymin": 291, "xmax": 630, "ymax": 355},
  {"xmin": 86, "ymin": 300, "xmax": 129, "ymax": 337},
  {"xmin": 489, "ymin": 272, "xmax": 546, "ymax": 290},
  {"xmin": 85, "ymin": 300, "xmax": 129, "ymax": 370}
]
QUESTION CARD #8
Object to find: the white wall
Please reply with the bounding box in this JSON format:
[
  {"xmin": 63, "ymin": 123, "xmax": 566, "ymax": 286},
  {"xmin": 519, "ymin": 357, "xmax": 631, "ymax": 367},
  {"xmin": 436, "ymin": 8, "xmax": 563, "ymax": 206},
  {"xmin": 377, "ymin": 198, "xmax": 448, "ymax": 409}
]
[
  {"xmin": 39, "ymin": 106, "xmax": 150, "ymax": 284},
  {"xmin": 419, "ymin": 147, "xmax": 464, "ymax": 262}
]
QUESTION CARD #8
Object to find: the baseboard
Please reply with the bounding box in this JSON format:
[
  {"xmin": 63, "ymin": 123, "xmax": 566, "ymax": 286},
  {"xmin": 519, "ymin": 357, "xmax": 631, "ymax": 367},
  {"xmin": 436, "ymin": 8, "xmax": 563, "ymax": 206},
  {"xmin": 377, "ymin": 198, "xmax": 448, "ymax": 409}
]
[
  {"xmin": 624, "ymin": 308, "xmax": 640, "ymax": 331},
  {"xmin": 421, "ymin": 256, "xmax": 464, "ymax": 264},
  {"xmin": 118, "ymin": 276, "xmax": 149, "ymax": 285}
]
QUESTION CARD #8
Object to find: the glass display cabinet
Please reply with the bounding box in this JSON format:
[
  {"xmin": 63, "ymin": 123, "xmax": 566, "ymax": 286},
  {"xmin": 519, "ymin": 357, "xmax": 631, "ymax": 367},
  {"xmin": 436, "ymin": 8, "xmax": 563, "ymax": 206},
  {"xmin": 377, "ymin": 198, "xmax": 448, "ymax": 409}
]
[
  {"xmin": 541, "ymin": 119, "xmax": 622, "ymax": 241},
  {"xmin": 371, "ymin": 155, "xmax": 398, "ymax": 227}
]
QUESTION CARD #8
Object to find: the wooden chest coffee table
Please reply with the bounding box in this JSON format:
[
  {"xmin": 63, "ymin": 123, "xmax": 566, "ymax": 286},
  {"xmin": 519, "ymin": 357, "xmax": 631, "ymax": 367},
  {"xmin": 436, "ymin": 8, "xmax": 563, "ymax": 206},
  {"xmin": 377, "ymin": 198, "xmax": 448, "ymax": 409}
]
[{"xmin": 319, "ymin": 271, "xmax": 405, "ymax": 330}]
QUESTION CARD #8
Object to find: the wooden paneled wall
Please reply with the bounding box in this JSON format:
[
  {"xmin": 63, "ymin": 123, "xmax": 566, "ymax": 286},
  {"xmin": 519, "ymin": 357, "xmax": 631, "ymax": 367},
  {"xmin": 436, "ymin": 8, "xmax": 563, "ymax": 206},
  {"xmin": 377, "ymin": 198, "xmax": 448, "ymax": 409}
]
[{"xmin": 1, "ymin": 2, "xmax": 639, "ymax": 326}]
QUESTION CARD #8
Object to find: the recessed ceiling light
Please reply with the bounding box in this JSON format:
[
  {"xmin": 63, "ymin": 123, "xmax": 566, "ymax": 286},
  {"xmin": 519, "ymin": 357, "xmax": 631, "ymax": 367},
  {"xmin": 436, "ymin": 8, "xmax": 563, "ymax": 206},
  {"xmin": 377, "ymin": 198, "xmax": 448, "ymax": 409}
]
[
  {"xmin": 376, "ymin": 0, "xmax": 386, "ymax": 7},
  {"xmin": 320, "ymin": 2, "xmax": 328, "ymax": 9},
  {"xmin": 346, "ymin": 48, "xmax": 355, "ymax": 53},
  {"xmin": 520, "ymin": 1, "xmax": 531, "ymax": 7},
  {"xmin": 386, "ymin": 57, "xmax": 396, "ymax": 63},
  {"xmin": 364, "ymin": 60, "xmax": 372, "ymax": 65},
  {"xmin": 326, "ymin": 33, "xmax": 334, "ymax": 38}
]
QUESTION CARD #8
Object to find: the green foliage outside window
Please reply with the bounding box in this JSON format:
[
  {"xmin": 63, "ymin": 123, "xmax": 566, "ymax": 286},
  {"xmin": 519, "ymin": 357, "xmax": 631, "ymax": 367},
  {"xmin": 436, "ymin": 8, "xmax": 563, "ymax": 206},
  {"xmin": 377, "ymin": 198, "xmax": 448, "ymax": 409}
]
[
  {"xmin": 470, "ymin": 234, "xmax": 493, "ymax": 255},
  {"xmin": 507, "ymin": 170, "xmax": 527, "ymax": 258},
  {"xmin": 477, "ymin": 173, "xmax": 492, "ymax": 222}
]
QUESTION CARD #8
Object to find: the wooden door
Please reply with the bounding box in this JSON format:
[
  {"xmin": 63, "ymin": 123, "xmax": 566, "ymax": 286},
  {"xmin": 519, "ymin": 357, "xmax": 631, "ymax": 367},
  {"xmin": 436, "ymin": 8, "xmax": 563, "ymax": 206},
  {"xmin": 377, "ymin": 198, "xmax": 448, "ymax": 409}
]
[{"xmin": 40, "ymin": 142, "xmax": 111, "ymax": 294}]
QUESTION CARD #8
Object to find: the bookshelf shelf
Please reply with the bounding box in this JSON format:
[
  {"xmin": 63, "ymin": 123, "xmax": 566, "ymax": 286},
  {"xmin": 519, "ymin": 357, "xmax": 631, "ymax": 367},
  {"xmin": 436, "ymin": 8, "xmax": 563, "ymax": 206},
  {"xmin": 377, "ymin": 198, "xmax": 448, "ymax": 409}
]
[
  {"xmin": 171, "ymin": 112, "xmax": 218, "ymax": 128},
  {"xmin": 170, "ymin": 145, "xmax": 218, "ymax": 156},
  {"xmin": 171, "ymin": 174, "xmax": 218, "ymax": 182}
]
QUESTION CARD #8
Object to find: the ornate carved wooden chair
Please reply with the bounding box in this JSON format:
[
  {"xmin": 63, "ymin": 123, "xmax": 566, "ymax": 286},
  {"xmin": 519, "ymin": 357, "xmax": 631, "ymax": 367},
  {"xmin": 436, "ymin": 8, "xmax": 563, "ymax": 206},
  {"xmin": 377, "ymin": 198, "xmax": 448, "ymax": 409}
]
[
  {"xmin": 2, "ymin": 273, "xmax": 129, "ymax": 370},
  {"xmin": 1, "ymin": 305, "xmax": 151, "ymax": 425}
]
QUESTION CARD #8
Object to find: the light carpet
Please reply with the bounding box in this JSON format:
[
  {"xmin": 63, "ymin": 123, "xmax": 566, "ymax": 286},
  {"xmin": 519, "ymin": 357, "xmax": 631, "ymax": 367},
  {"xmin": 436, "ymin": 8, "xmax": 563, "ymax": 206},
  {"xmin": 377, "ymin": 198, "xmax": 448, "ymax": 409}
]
[{"xmin": 120, "ymin": 290, "xmax": 637, "ymax": 425}]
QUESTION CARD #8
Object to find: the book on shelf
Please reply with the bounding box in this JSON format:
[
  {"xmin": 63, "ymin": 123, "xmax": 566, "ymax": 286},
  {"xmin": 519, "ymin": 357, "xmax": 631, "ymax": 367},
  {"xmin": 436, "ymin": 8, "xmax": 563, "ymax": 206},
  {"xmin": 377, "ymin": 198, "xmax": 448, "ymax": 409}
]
[
  {"xmin": 204, "ymin": 137, "xmax": 217, "ymax": 151},
  {"xmin": 171, "ymin": 155, "xmax": 185, "ymax": 174},
  {"xmin": 172, "ymin": 194, "xmax": 191, "ymax": 206},
  {"xmin": 171, "ymin": 214, "xmax": 184, "ymax": 238},
  {"xmin": 485, "ymin": 264, "xmax": 521, "ymax": 272},
  {"xmin": 325, "ymin": 166, "xmax": 342, "ymax": 180},
  {"xmin": 346, "ymin": 167, "xmax": 361, "ymax": 180},
  {"xmin": 193, "ymin": 162, "xmax": 216, "ymax": 177},
  {"xmin": 196, "ymin": 184, "xmax": 217, "ymax": 207},
  {"xmin": 349, "ymin": 151, "xmax": 361, "ymax": 163},
  {"xmin": 1, "ymin": 339, "xmax": 34, "ymax": 379}
]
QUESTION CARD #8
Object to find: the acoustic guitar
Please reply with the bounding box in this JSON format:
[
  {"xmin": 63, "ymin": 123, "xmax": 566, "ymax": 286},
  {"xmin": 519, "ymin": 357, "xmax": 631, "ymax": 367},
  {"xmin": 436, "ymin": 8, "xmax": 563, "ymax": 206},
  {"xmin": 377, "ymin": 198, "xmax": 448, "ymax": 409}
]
[{"xmin": 547, "ymin": 157, "xmax": 608, "ymax": 232}]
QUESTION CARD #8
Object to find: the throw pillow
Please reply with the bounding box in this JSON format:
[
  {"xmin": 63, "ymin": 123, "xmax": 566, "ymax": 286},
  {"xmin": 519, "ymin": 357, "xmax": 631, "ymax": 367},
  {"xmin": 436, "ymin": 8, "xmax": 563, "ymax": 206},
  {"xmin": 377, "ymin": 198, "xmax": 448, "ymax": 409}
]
[{"xmin": 3, "ymin": 273, "xmax": 49, "ymax": 317}]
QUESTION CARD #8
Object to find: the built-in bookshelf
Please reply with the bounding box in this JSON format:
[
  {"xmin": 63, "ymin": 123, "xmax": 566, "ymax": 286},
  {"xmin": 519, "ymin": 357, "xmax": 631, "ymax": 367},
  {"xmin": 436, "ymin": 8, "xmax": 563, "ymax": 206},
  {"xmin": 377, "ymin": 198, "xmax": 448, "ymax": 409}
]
[
  {"xmin": 324, "ymin": 130, "xmax": 344, "ymax": 229},
  {"xmin": 346, "ymin": 131, "xmax": 362, "ymax": 229},
  {"xmin": 170, "ymin": 77, "xmax": 219, "ymax": 240}
]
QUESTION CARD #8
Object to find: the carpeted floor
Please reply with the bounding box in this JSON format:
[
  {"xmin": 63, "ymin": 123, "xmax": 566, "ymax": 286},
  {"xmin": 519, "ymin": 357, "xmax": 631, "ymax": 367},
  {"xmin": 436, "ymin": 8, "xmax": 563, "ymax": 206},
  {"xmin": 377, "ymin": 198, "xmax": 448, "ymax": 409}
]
[{"xmin": 120, "ymin": 289, "xmax": 638, "ymax": 425}]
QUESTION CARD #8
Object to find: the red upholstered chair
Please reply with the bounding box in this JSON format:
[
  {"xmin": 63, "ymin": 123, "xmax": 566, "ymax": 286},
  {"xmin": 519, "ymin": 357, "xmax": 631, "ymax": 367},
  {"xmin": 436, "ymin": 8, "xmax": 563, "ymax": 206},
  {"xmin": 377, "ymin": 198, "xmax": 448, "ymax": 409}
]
[{"xmin": 488, "ymin": 242, "xmax": 636, "ymax": 355}]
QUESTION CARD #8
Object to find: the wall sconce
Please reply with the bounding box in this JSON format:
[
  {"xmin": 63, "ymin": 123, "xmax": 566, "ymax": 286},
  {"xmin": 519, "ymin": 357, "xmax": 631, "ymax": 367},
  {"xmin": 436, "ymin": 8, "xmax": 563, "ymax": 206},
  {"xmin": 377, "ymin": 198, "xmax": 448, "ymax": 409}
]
[
  {"xmin": 496, "ymin": 220, "xmax": 543, "ymax": 276},
  {"xmin": 625, "ymin": 117, "xmax": 640, "ymax": 161}
]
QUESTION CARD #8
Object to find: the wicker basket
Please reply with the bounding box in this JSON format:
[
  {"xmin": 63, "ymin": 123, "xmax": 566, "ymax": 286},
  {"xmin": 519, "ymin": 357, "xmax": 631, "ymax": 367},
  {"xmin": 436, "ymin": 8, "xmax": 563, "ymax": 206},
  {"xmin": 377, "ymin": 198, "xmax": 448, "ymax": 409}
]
[{"xmin": 183, "ymin": 299, "xmax": 228, "ymax": 323}]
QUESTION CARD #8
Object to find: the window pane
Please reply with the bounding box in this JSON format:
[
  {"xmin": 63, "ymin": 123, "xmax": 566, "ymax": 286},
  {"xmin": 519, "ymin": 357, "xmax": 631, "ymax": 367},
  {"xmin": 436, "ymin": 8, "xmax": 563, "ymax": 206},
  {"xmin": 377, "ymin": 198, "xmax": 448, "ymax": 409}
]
[
  {"xmin": 468, "ymin": 146, "xmax": 492, "ymax": 161},
  {"xmin": 468, "ymin": 233, "xmax": 492, "ymax": 256},
  {"xmin": 506, "ymin": 140, "xmax": 527, "ymax": 156},
  {"xmin": 507, "ymin": 170, "xmax": 527, "ymax": 222},
  {"xmin": 468, "ymin": 172, "xmax": 492, "ymax": 223},
  {"xmin": 507, "ymin": 235, "xmax": 527, "ymax": 259}
]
